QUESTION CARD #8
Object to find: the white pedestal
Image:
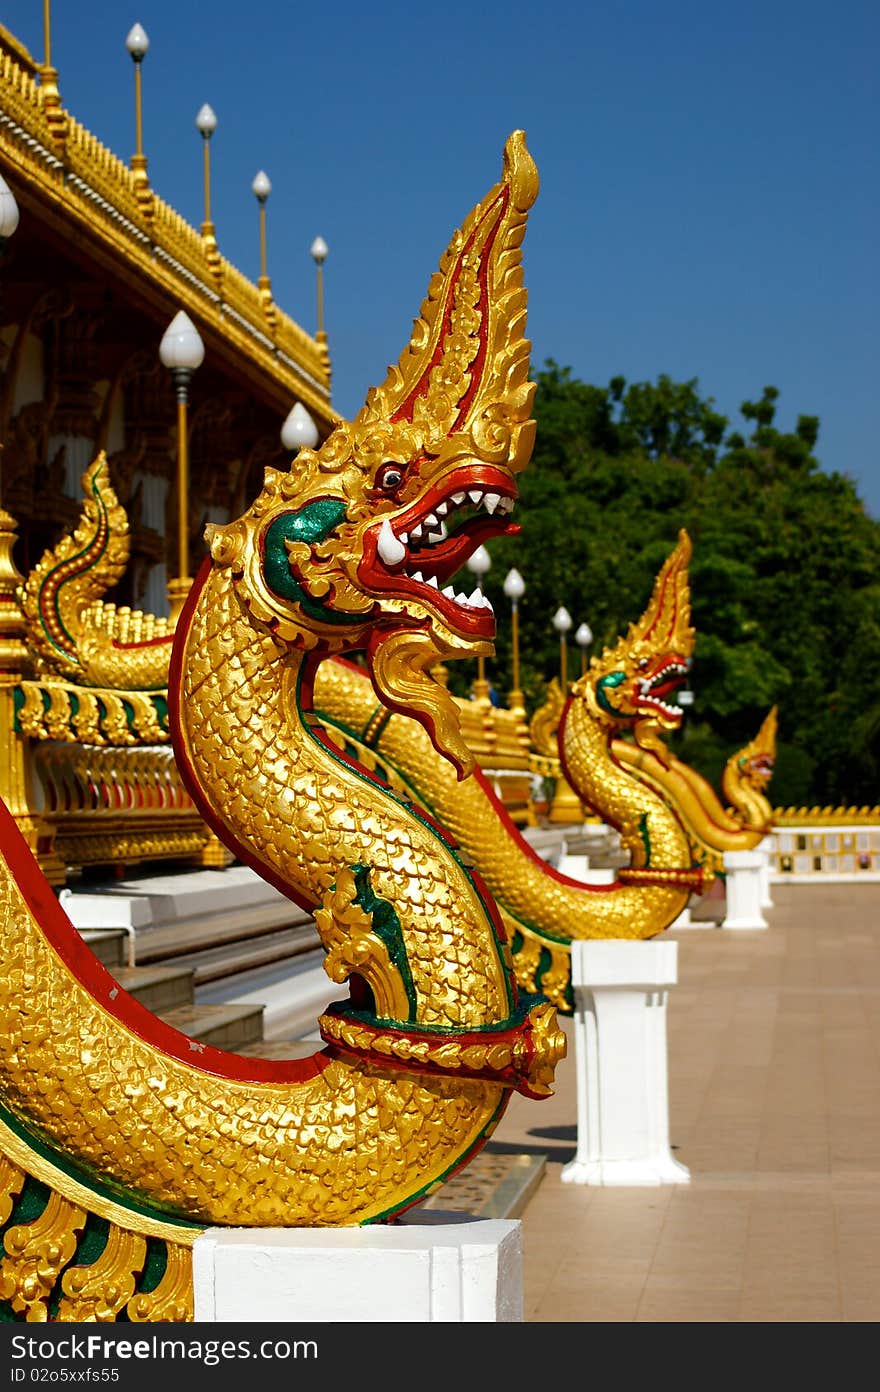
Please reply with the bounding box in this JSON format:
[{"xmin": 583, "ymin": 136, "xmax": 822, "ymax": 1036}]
[
  {"xmin": 758, "ymin": 837, "xmax": 774, "ymax": 910},
  {"xmin": 192, "ymin": 1213, "xmax": 523, "ymax": 1322},
  {"xmin": 561, "ymin": 939, "xmax": 689, "ymax": 1187},
  {"xmin": 721, "ymin": 850, "xmax": 768, "ymax": 929}
]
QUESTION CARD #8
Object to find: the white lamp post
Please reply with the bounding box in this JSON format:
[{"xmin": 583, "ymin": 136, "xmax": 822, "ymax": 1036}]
[
  {"xmin": 467, "ymin": 544, "xmax": 492, "ymax": 702},
  {"xmin": 310, "ymin": 236, "xmax": 328, "ymax": 338},
  {"xmin": 552, "ymin": 604, "xmax": 573, "ymax": 689},
  {"xmin": 503, "ymin": 567, "xmax": 525, "ymax": 711},
  {"xmin": 574, "ymin": 621, "xmax": 592, "ymax": 677},
  {"xmin": 159, "ymin": 310, "xmax": 204, "ymax": 622},
  {"xmin": 252, "ymin": 170, "xmax": 272, "ymax": 299},
  {"xmin": 195, "ymin": 103, "xmax": 217, "ymax": 244},
  {"xmin": 281, "ymin": 402, "xmax": 319, "ymax": 453},
  {"xmin": 125, "ymin": 23, "xmax": 150, "ymax": 182}
]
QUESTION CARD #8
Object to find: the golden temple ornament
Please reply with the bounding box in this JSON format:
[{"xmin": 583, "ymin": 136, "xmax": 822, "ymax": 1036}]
[{"xmin": 0, "ymin": 132, "xmax": 564, "ymax": 1322}]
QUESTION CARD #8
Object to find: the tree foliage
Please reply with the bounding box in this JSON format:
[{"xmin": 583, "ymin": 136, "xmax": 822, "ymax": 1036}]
[{"xmin": 452, "ymin": 363, "xmax": 880, "ymax": 808}]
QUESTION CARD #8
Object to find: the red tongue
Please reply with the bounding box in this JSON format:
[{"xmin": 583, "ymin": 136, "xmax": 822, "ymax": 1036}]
[{"xmin": 411, "ymin": 519, "xmax": 520, "ymax": 583}]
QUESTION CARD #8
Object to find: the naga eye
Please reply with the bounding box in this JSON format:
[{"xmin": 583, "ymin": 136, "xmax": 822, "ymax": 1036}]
[{"xmin": 376, "ymin": 463, "xmax": 405, "ymax": 493}]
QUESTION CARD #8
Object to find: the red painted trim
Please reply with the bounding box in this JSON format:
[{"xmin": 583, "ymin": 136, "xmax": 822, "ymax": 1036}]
[
  {"xmin": 0, "ymin": 790, "xmax": 329, "ymax": 1084},
  {"xmin": 111, "ymin": 634, "xmax": 175, "ymax": 652}
]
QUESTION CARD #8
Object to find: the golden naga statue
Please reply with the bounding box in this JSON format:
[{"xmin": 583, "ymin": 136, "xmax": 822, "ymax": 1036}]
[
  {"xmin": 721, "ymin": 704, "xmax": 778, "ymax": 829},
  {"xmin": 312, "ymin": 531, "xmax": 703, "ymax": 1012},
  {"xmin": 614, "ymin": 703, "xmax": 778, "ymax": 879},
  {"xmin": 20, "ymin": 453, "xmax": 173, "ymax": 690},
  {"xmin": 0, "ymin": 131, "xmax": 565, "ymax": 1321}
]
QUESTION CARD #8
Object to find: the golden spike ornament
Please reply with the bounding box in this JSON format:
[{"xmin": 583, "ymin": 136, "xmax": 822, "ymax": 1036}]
[{"xmin": 0, "ymin": 133, "xmax": 564, "ymax": 1320}]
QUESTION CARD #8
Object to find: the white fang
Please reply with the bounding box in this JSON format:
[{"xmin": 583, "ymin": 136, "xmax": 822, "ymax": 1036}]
[{"xmin": 378, "ymin": 518, "xmax": 406, "ymax": 566}]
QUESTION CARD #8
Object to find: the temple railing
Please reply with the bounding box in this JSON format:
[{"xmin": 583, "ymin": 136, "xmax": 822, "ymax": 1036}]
[
  {"xmin": 768, "ymin": 808, "xmax": 880, "ymax": 879},
  {"xmin": 0, "ymin": 674, "xmax": 224, "ymax": 886}
]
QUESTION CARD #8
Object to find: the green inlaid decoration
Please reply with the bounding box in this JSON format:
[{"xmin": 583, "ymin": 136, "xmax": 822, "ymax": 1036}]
[
  {"xmin": 596, "ymin": 669, "xmax": 626, "ymax": 715},
  {"xmin": 263, "ymin": 499, "xmax": 350, "ymax": 624},
  {"xmin": 350, "ymin": 863, "xmax": 418, "ymax": 1021}
]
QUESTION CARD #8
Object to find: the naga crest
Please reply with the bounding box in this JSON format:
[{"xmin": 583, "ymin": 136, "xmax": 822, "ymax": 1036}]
[
  {"xmin": 208, "ymin": 131, "xmax": 538, "ymax": 776},
  {"xmin": 574, "ymin": 530, "xmax": 695, "ymax": 753},
  {"xmin": 19, "ymin": 454, "xmax": 173, "ymax": 689},
  {"xmin": 732, "ymin": 704, "xmax": 778, "ymax": 790}
]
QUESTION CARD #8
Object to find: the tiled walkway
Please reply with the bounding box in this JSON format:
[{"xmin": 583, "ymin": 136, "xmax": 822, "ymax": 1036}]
[{"xmin": 486, "ymin": 880, "xmax": 880, "ymax": 1322}]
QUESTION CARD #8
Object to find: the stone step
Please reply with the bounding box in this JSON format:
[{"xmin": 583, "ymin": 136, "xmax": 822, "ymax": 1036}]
[
  {"xmin": 59, "ymin": 864, "xmax": 317, "ymax": 966},
  {"xmin": 160, "ymin": 923, "xmax": 321, "ymax": 987},
  {"xmin": 194, "ymin": 951, "xmax": 340, "ymax": 1042},
  {"xmin": 107, "ymin": 962, "xmax": 196, "ymax": 1014},
  {"xmin": 80, "ymin": 928, "xmax": 129, "ymax": 968},
  {"xmin": 234, "ymin": 1038, "xmax": 321, "ymax": 1061},
  {"xmin": 154, "ymin": 1001, "xmax": 266, "ymax": 1052}
]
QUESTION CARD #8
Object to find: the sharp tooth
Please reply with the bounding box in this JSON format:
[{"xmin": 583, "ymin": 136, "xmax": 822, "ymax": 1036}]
[
  {"xmin": 399, "ymin": 531, "xmax": 409, "ymax": 544},
  {"xmin": 426, "ymin": 574, "xmax": 439, "ymax": 588},
  {"xmin": 378, "ymin": 518, "xmax": 406, "ymax": 566},
  {"xmin": 467, "ymin": 587, "xmax": 483, "ymax": 607},
  {"xmin": 423, "ymin": 512, "xmax": 439, "ymax": 528},
  {"xmin": 427, "ymin": 522, "xmax": 448, "ymax": 543},
  {"xmin": 452, "ymin": 491, "xmax": 466, "ymax": 505},
  {"xmin": 412, "ymin": 570, "xmax": 424, "ymax": 583},
  {"xmin": 455, "ymin": 591, "xmax": 469, "ymax": 605},
  {"xmin": 410, "ymin": 523, "xmax": 424, "ymax": 540},
  {"xmin": 468, "ymin": 490, "xmax": 484, "ymax": 505},
  {"xmin": 435, "ymin": 501, "xmax": 449, "ymax": 517},
  {"xmin": 481, "ymin": 593, "xmax": 494, "ymax": 613},
  {"xmin": 497, "ymin": 497, "xmax": 514, "ymax": 514},
  {"xmin": 442, "ymin": 585, "xmax": 456, "ymax": 599},
  {"xmin": 483, "ymin": 492, "xmax": 501, "ymax": 515}
]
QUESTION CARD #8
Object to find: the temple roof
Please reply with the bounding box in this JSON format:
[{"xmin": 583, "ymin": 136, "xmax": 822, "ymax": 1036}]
[{"xmin": 0, "ymin": 24, "xmax": 339, "ymax": 435}]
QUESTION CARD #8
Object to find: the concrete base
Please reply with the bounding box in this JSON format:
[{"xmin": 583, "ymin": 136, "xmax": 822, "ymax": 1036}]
[
  {"xmin": 561, "ymin": 939, "xmax": 689, "ymax": 1187},
  {"xmin": 192, "ymin": 1212, "xmax": 523, "ymax": 1322},
  {"xmin": 721, "ymin": 850, "xmax": 768, "ymax": 929}
]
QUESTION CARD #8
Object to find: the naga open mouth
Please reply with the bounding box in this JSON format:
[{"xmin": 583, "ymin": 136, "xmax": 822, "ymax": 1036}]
[
  {"xmin": 360, "ymin": 466, "xmax": 519, "ymax": 637},
  {"xmin": 634, "ymin": 657, "xmax": 692, "ymax": 723},
  {"xmin": 747, "ymin": 755, "xmax": 775, "ymax": 777}
]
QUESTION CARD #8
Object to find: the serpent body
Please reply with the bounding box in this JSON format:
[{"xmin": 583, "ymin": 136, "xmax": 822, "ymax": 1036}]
[{"xmin": 0, "ymin": 131, "xmax": 562, "ymax": 1256}]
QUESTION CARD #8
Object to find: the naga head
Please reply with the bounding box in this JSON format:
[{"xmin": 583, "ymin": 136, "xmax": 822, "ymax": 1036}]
[
  {"xmin": 573, "ymin": 530, "xmax": 695, "ymax": 753},
  {"xmin": 207, "ymin": 132, "xmax": 538, "ymax": 777},
  {"xmin": 732, "ymin": 704, "xmax": 778, "ymax": 791}
]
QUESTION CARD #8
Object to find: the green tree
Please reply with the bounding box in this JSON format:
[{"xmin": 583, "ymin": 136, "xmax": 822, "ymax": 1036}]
[{"xmin": 456, "ymin": 366, "xmax": 880, "ymax": 808}]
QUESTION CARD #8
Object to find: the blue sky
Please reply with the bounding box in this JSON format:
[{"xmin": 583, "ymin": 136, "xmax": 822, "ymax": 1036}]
[{"xmin": 6, "ymin": 1, "xmax": 878, "ymax": 517}]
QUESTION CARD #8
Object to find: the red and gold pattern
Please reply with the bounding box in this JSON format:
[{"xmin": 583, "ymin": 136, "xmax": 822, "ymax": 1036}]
[
  {"xmin": 0, "ymin": 133, "xmax": 563, "ymax": 1323},
  {"xmin": 313, "ymin": 533, "xmax": 703, "ymax": 1011}
]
